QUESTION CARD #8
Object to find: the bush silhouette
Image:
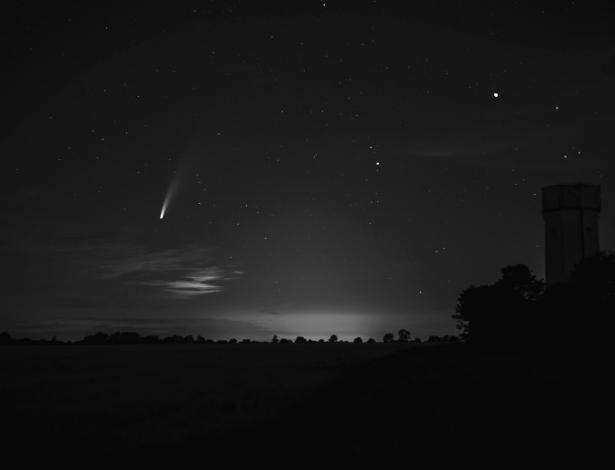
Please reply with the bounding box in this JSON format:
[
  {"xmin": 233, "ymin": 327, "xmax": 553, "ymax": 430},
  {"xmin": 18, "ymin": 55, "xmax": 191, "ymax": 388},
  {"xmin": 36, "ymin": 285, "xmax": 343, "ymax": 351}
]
[
  {"xmin": 382, "ymin": 333, "xmax": 394, "ymax": 343},
  {"xmin": 328, "ymin": 334, "xmax": 338, "ymax": 343},
  {"xmin": 353, "ymin": 337, "xmax": 363, "ymax": 344}
]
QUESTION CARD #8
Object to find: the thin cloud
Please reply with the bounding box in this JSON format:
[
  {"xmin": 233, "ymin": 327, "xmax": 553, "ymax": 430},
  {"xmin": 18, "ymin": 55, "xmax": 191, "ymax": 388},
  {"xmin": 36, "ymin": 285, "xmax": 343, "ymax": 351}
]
[
  {"xmin": 143, "ymin": 267, "xmax": 242, "ymax": 298},
  {"xmin": 102, "ymin": 245, "xmax": 243, "ymax": 298}
]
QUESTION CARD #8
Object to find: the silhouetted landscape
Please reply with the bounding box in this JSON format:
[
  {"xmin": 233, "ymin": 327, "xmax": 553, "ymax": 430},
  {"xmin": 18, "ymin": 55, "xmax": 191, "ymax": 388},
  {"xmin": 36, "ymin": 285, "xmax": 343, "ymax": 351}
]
[{"xmin": 3, "ymin": 251, "xmax": 612, "ymax": 461}]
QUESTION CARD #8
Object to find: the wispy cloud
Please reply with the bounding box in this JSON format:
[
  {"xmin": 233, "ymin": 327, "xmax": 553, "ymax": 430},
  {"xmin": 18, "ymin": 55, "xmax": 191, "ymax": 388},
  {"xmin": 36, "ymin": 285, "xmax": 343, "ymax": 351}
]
[
  {"xmin": 101, "ymin": 245, "xmax": 243, "ymax": 298},
  {"xmin": 142, "ymin": 266, "xmax": 243, "ymax": 298},
  {"xmin": 1, "ymin": 219, "xmax": 243, "ymax": 303}
]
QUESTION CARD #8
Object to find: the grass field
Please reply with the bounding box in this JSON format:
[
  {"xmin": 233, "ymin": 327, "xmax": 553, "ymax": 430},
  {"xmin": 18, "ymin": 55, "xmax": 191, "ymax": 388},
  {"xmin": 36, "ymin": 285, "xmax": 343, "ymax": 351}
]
[
  {"xmin": 1, "ymin": 342, "xmax": 577, "ymax": 461},
  {"xmin": 1, "ymin": 343, "xmax": 409, "ymax": 453}
]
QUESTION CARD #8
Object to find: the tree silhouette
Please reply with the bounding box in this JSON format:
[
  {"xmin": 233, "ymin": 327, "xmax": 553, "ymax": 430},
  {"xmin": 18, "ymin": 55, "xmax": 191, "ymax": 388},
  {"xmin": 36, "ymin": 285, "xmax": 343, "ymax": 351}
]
[
  {"xmin": 271, "ymin": 334, "xmax": 279, "ymax": 344},
  {"xmin": 496, "ymin": 264, "xmax": 544, "ymax": 301},
  {"xmin": 143, "ymin": 335, "xmax": 160, "ymax": 344},
  {"xmin": 453, "ymin": 264, "xmax": 543, "ymax": 349},
  {"xmin": 382, "ymin": 332, "xmax": 394, "ymax": 343},
  {"xmin": 449, "ymin": 257, "xmax": 615, "ymax": 349},
  {"xmin": 540, "ymin": 251, "xmax": 615, "ymax": 345},
  {"xmin": 398, "ymin": 329, "xmax": 411, "ymax": 342},
  {"xmin": 0, "ymin": 331, "xmax": 12, "ymax": 345},
  {"xmin": 328, "ymin": 334, "xmax": 338, "ymax": 343},
  {"xmin": 82, "ymin": 332, "xmax": 110, "ymax": 344},
  {"xmin": 353, "ymin": 337, "xmax": 363, "ymax": 344},
  {"xmin": 453, "ymin": 284, "xmax": 494, "ymax": 341},
  {"xmin": 295, "ymin": 336, "xmax": 307, "ymax": 343},
  {"xmin": 569, "ymin": 252, "xmax": 615, "ymax": 306}
]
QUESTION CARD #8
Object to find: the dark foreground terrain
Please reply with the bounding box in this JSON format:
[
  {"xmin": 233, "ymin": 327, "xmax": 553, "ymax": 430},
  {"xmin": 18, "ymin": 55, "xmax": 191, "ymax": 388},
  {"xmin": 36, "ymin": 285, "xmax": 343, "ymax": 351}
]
[{"xmin": 0, "ymin": 342, "xmax": 594, "ymax": 463}]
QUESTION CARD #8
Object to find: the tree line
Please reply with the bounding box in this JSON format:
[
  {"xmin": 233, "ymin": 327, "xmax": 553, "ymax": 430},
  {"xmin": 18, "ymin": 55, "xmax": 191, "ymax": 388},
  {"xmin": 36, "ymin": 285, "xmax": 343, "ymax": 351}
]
[{"xmin": 0, "ymin": 329, "xmax": 460, "ymax": 346}]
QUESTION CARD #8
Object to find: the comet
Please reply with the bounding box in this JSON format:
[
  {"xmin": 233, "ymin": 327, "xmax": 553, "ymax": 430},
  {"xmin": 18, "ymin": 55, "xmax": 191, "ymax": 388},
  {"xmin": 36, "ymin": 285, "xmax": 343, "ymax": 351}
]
[
  {"xmin": 159, "ymin": 172, "xmax": 182, "ymax": 220},
  {"xmin": 159, "ymin": 153, "xmax": 198, "ymax": 220}
]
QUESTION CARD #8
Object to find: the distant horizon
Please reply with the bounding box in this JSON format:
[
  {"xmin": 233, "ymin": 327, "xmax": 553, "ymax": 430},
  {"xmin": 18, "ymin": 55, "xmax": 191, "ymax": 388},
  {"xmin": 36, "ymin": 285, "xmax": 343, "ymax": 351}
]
[
  {"xmin": 3, "ymin": 308, "xmax": 456, "ymax": 342},
  {"xmin": 1, "ymin": 328, "xmax": 459, "ymax": 344}
]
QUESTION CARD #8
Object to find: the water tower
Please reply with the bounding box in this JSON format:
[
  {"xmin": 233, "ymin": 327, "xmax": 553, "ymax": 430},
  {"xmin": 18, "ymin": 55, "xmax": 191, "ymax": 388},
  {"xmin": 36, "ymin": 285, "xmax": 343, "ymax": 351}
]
[{"xmin": 542, "ymin": 184, "xmax": 601, "ymax": 285}]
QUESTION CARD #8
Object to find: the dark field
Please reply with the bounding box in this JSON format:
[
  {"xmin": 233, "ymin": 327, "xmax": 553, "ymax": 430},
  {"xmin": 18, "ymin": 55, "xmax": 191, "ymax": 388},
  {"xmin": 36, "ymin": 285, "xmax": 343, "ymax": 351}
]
[
  {"xmin": 0, "ymin": 343, "xmax": 586, "ymax": 462},
  {"xmin": 1, "ymin": 343, "xmax": 406, "ymax": 455}
]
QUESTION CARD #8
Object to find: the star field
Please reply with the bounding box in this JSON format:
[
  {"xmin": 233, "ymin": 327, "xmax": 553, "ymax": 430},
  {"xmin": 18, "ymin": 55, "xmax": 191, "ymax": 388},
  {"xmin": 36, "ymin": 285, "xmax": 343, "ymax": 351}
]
[{"xmin": 1, "ymin": 1, "xmax": 614, "ymax": 340}]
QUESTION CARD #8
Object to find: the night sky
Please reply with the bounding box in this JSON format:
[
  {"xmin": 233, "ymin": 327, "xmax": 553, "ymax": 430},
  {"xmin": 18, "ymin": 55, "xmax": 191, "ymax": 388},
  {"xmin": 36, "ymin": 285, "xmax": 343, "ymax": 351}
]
[{"xmin": 2, "ymin": 2, "xmax": 614, "ymax": 340}]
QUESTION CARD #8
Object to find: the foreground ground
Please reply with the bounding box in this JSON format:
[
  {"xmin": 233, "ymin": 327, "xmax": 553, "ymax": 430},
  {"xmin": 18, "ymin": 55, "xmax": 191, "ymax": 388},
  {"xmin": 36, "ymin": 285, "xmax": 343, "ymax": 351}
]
[{"xmin": 0, "ymin": 342, "xmax": 591, "ymax": 462}]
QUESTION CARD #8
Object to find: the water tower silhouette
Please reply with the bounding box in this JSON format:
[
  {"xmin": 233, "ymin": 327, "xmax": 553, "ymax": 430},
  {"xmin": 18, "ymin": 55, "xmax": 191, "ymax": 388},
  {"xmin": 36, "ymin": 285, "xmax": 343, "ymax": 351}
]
[{"xmin": 542, "ymin": 184, "xmax": 601, "ymax": 285}]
